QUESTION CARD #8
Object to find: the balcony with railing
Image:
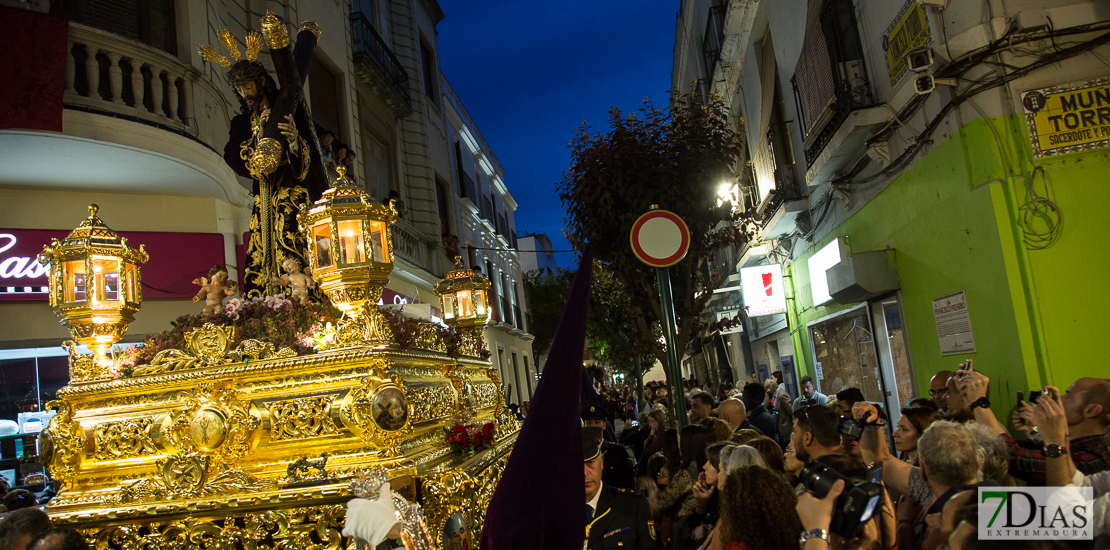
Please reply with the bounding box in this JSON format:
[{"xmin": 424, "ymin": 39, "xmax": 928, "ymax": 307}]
[
  {"xmin": 703, "ymin": 5, "xmax": 726, "ymax": 76},
  {"xmin": 458, "ymin": 167, "xmax": 477, "ymax": 203},
  {"xmin": 754, "ymin": 125, "xmax": 807, "ymax": 239},
  {"xmin": 480, "ymin": 197, "xmax": 495, "ymax": 225},
  {"xmin": 391, "ymin": 217, "xmax": 453, "ymax": 278},
  {"xmin": 4, "ymin": 21, "xmax": 250, "ymax": 206},
  {"xmin": 350, "ymin": 12, "xmax": 412, "ymax": 117},
  {"xmin": 792, "ymin": 0, "xmax": 883, "ymax": 180}
]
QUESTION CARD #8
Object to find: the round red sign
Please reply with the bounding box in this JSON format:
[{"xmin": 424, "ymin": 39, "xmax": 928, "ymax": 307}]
[{"xmin": 630, "ymin": 209, "xmax": 690, "ymax": 268}]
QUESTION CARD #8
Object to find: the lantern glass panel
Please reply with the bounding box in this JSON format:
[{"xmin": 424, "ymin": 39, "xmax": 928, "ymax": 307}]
[
  {"xmin": 368, "ymin": 221, "xmax": 386, "ymax": 263},
  {"xmin": 92, "ymin": 257, "xmax": 120, "ymax": 301},
  {"xmin": 442, "ymin": 295, "xmax": 456, "ymax": 319},
  {"xmin": 64, "ymin": 260, "xmax": 87, "ymax": 302},
  {"xmin": 312, "ymin": 223, "xmax": 334, "ymax": 269},
  {"xmin": 458, "ymin": 290, "xmax": 474, "ymax": 318},
  {"xmin": 337, "ymin": 219, "xmax": 366, "ymax": 265},
  {"xmin": 475, "ymin": 290, "xmax": 487, "ymax": 315},
  {"xmin": 126, "ymin": 264, "xmax": 137, "ymax": 302}
]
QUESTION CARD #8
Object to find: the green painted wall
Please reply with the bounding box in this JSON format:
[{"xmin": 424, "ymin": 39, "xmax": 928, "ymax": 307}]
[{"xmin": 785, "ymin": 114, "xmax": 1110, "ymax": 417}]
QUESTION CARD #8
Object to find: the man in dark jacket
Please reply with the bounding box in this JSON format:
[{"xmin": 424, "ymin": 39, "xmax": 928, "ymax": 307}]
[
  {"xmin": 582, "ymin": 406, "xmax": 637, "ymax": 489},
  {"xmin": 584, "ymin": 427, "xmax": 659, "ymax": 549},
  {"xmin": 742, "ymin": 383, "xmax": 777, "ymax": 439}
]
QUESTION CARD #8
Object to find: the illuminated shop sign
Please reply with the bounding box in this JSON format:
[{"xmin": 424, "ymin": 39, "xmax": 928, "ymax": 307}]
[
  {"xmin": 740, "ymin": 264, "xmax": 787, "ymax": 317},
  {"xmin": 0, "ymin": 229, "xmax": 224, "ymax": 302},
  {"xmin": 1022, "ymin": 77, "xmax": 1110, "ymax": 158},
  {"xmin": 808, "ymin": 239, "xmax": 843, "ymax": 306}
]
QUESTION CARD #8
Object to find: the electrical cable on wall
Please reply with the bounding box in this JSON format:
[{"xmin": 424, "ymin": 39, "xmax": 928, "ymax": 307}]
[{"xmin": 1020, "ymin": 166, "xmax": 1062, "ymax": 250}]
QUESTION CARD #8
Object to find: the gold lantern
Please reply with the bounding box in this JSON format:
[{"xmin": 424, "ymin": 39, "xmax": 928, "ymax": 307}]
[
  {"xmin": 434, "ymin": 257, "xmax": 491, "ymax": 339},
  {"xmin": 38, "ymin": 205, "xmax": 148, "ymax": 380},
  {"xmin": 299, "ymin": 171, "xmax": 396, "ymax": 346}
]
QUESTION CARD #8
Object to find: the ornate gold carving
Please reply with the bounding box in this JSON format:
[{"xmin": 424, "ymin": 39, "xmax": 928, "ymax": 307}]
[
  {"xmin": 471, "ymin": 382, "xmax": 497, "ymax": 410},
  {"xmin": 251, "ymin": 137, "xmax": 285, "ymax": 176},
  {"xmin": 40, "ymin": 401, "xmax": 85, "ymax": 489},
  {"xmin": 299, "ymin": 21, "xmax": 321, "ymax": 38},
  {"xmin": 93, "ymin": 417, "xmax": 157, "ymax": 461},
  {"xmin": 408, "ymin": 384, "xmax": 455, "ymax": 423},
  {"xmin": 188, "ymin": 409, "xmax": 229, "ymax": 451},
  {"xmin": 217, "ymin": 28, "xmax": 242, "ymax": 61},
  {"xmin": 487, "ymin": 366, "xmax": 520, "ymax": 440},
  {"xmin": 267, "ymin": 396, "xmax": 338, "ymax": 441},
  {"xmin": 244, "ymin": 31, "xmax": 263, "ymax": 62},
  {"xmin": 62, "ymin": 340, "xmax": 111, "ymax": 383},
  {"xmin": 133, "ymin": 323, "xmax": 296, "ymax": 375},
  {"xmin": 159, "ymin": 382, "xmax": 259, "ymax": 464},
  {"xmin": 73, "ymin": 504, "xmax": 347, "ymax": 549},
  {"xmin": 260, "ymin": 11, "xmax": 290, "ymax": 50},
  {"xmin": 422, "ymin": 470, "xmax": 477, "ymax": 550},
  {"xmin": 324, "ymin": 306, "xmax": 392, "ymax": 350},
  {"xmin": 115, "ymin": 453, "xmax": 275, "ymax": 504},
  {"xmin": 285, "ymin": 453, "xmax": 330, "ymax": 484},
  {"xmin": 339, "ymin": 377, "xmax": 412, "ymax": 454}
]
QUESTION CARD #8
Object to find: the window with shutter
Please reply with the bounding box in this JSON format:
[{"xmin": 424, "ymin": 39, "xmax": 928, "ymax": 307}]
[
  {"xmin": 309, "ymin": 60, "xmax": 341, "ymax": 135},
  {"xmin": 67, "ymin": 0, "xmax": 177, "ymax": 55}
]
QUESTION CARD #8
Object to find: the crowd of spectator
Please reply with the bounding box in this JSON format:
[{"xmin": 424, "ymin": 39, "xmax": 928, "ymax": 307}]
[{"xmin": 595, "ymin": 365, "xmax": 1110, "ymax": 549}]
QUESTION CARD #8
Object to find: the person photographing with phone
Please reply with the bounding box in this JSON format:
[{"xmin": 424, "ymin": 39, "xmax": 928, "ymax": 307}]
[{"xmin": 956, "ymin": 364, "xmax": 1110, "ymax": 485}]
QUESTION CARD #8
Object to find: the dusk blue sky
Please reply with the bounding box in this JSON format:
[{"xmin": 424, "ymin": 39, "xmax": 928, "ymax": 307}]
[{"xmin": 436, "ymin": 1, "xmax": 677, "ymax": 267}]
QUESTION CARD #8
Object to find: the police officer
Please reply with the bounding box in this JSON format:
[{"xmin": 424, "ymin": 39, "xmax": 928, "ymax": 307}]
[
  {"xmin": 581, "ymin": 406, "xmax": 637, "ymax": 489},
  {"xmin": 583, "ymin": 426, "xmax": 658, "ymax": 550}
]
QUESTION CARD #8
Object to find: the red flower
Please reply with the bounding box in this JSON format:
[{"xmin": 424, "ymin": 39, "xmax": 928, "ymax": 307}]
[{"xmin": 483, "ymin": 422, "xmax": 496, "ymax": 441}]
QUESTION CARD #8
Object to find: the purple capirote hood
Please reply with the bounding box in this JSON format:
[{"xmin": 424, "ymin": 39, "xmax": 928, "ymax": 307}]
[{"xmin": 478, "ymin": 242, "xmax": 594, "ymax": 549}]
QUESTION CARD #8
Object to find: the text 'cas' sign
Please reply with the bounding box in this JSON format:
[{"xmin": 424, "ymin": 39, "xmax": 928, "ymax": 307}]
[{"xmin": 740, "ymin": 264, "xmax": 787, "ymax": 317}]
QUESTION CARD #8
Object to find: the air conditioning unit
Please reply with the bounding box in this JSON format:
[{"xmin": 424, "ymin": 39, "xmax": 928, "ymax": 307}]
[{"xmin": 838, "ymin": 60, "xmax": 866, "ymax": 86}]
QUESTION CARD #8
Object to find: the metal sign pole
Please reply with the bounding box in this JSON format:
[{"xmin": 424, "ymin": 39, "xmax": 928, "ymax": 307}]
[{"xmin": 656, "ymin": 267, "xmax": 687, "ymax": 429}]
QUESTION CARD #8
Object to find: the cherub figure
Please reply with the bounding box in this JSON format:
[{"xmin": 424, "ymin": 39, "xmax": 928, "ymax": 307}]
[
  {"xmin": 271, "ymin": 257, "xmax": 315, "ymax": 304},
  {"xmin": 193, "ymin": 265, "xmax": 238, "ymax": 315}
]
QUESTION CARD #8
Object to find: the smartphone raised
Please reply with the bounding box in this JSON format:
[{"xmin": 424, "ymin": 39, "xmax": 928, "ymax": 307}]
[
  {"xmin": 960, "ymin": 359, "xmax": 973, "ymax": 371},
  {"xmin": 1016, "ymin": 391, "xmax": 1025, "ymax": 405},
  {"xmin": 1029, "ymin": 390, "xmax": 1042, "ymax": 404},
  {"xmin": 869, "ymin": 463, "xmax": 883, "ymax": 484}
]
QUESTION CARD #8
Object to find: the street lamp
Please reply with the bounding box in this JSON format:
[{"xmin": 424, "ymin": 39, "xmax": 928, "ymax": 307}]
[
  {"xmin": 299, "ymin": 170, "xmax": 397, "ymax": 346},
  {"xmin": 38, "ymin": 205, "xmax": 148, "ymax": 380}
]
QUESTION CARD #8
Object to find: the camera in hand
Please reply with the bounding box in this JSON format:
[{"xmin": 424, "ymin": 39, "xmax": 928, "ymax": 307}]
[
  {"xmin": 837, "ymin": 416, "xmax": 866, "ymax": 440},
  {"xmin": 800, "ymin": 461, "xmax": 883, "ymax": 539}
]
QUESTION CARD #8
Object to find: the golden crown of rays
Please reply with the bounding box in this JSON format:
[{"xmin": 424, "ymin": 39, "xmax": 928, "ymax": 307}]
[{"xmin": 198, "ymin": 28, "xmax": 264, "ymax": 68}]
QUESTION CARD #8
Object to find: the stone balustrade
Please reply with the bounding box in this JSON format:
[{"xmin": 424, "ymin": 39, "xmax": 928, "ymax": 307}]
[
  {"xmin": 64, "ymin": 22, "xmax": 199, "ymax": 135},
  {"xmin": 392, "ymin": 218, "xmax": 453, "ymax": 278}
]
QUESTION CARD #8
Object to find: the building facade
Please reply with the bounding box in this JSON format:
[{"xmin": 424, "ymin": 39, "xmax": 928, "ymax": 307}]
[
  {"xmin": 0, "ymin": 0, "xmax": 533, "ymax": 423},
  {"xmin": 674, "ymin": 0, "xmax": 1110, "ymax": 421},
  {"xmin": 518, "ymin": 232, "xmax": 558, "ymax": 277}
]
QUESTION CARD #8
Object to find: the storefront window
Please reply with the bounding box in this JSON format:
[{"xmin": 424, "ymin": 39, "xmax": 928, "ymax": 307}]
[
  {"xmin": 808, "ymin": 307, "xmax": 883, "ymax": 403},
  {"xmin": 877, "ymin": 299, "xmax": 916, "ymax": 407}
]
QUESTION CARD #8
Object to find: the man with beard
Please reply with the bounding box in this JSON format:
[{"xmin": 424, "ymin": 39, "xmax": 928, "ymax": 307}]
[
  {"xmin": 202, "ymin": 14, "xmax": 329, "ymax": 299},
  {"xmin": 789, "ymin": 404, "xmax": 842, "ymax": 494}
]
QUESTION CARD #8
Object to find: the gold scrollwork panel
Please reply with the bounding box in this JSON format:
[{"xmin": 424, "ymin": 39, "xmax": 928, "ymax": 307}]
[
  {"xmin": 407, "ymin": 384, "xmax": 456, "ymax": 424},
  {"xmin": 92, "ymin": 417, "xmax": 158, "ymax": 461},
  {"xmin": 76, "ymin": 503, "xmax": 347, "ymax": 550},
  {"xmin": 265, "ymin": 395, "xmax": 341, "ymax": 442}
]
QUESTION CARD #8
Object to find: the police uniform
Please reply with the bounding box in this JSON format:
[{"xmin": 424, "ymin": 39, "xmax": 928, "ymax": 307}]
[
  {"xmin": 582, "ymin": 406, "xmax": 637, "ymax": 490},
  {"xmin": 584, "ymin": 428, "xmax": 659, "ymax": 550}
]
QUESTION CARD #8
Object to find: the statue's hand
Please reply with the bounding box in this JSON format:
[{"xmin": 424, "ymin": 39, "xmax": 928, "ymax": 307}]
[{"xmin": 278, "ymin": 114, "xmax": 299, "ymax": 154}]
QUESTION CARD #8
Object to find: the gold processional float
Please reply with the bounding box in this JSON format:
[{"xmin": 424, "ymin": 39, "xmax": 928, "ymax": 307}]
[{"xmin": 33, "ymin": 176, "xmax": 516, "ymax": 548}]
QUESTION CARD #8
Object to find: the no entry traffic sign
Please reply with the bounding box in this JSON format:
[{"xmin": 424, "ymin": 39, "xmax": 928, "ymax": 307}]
[{"xmin": 630, "ymin": 209, "xmax": 690, "ymax": 268}]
